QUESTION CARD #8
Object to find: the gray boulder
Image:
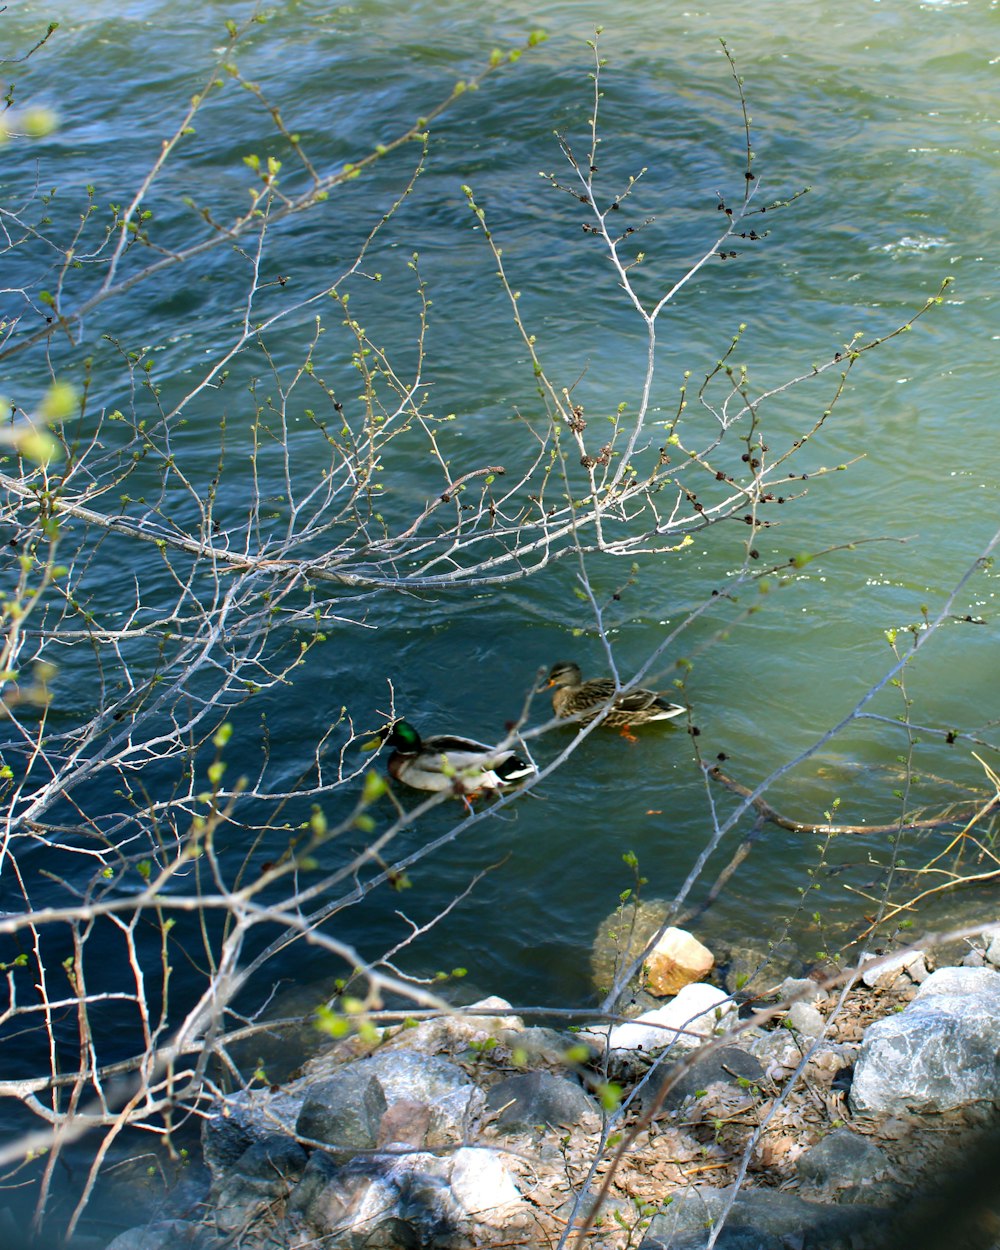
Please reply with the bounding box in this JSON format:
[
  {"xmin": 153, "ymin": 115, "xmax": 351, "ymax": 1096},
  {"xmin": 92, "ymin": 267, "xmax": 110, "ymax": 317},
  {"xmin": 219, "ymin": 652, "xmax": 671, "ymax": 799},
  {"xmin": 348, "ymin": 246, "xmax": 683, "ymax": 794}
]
[
  {"xmin": 640, "ymin": 1184, "xmax": 886, "ymax": 1250},
  {"xmin": 295, "ymin": 1064, "xmax": 388, "ymax": 1155},
  {"xmin": 362, "ymin": 1050, "xmax": 471, "ymax": 1102},
  {"xmin": 495, "ymin": 1024, "xmax": 580, "ymax": 1066},
  {"xmin": 288, "ymin": 1145, "xmax": 520, "ymax": 1248},
  {"xmin": 361, "ymin": 1050, "xmax": 483, "ymax": 1142},
  {"xmin": 850, "ymin": 966, "xmax": 1000, "ymax": 1116},
  {"xmin": 202, "ymin": 1087, "xmax": 304, "ymax": 1181},
  {"xmin": 485, "ymin": 1070, "xmax": 598, "ymax": 1133},
  {"xmin": 212, "ymin": 1136, "xmax": 308, "ymax": 1233},
  {"xmin": 105, "ymin": 1221, "xmax": 224, "ymax": 1250},
  {"xmin": 289, "ymin": 1151, "xmax": 395, "ymax": 1247},
  {"xmin": 637, "ymin": 1046, "xmax": 764, "ymax": 1114},
  {"xmin": 796, "ymin": 1128, "xmax": 890, "ymax": 1191}
]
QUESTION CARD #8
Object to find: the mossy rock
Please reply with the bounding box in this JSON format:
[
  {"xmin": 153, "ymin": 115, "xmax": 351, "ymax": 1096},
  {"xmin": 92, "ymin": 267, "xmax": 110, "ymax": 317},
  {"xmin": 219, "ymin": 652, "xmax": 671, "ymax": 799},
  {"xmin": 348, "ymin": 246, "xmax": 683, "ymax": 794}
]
[{"xmin": 591, "ymin": 898, "xmax": 672, "ymax": 1002}]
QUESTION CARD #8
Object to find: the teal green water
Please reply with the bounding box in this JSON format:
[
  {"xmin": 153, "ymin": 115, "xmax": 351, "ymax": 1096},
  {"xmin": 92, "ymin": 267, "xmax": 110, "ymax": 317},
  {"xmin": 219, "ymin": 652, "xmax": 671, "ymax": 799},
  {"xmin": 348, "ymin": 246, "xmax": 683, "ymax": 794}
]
[{"xmin": 2, "ymin": 0, "xmax": 998, "ymax": 1122}]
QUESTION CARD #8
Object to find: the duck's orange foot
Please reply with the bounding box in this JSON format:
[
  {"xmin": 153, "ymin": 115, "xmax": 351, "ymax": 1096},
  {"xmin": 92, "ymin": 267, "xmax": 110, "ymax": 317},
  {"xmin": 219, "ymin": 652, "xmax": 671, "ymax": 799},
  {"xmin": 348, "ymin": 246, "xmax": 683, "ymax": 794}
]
[
  {"xmin": 456, "ymin": 787, "xmax": 484, "ymax": 810},
  {"xmin": 619, "ymin": 724, "xmax": 639, "ymax": 744}
]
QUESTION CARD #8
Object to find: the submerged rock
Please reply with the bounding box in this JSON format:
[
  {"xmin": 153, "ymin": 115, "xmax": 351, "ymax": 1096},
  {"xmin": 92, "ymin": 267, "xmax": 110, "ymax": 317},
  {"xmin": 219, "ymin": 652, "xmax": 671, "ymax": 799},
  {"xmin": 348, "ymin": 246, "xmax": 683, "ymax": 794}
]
[
  {"xmin": 718, "ymin": 938, "xmax": 801, "ymax": 997},
  {"xmin": 591, "ymin": 898, "xmax": 672, "ymax": 1001}
]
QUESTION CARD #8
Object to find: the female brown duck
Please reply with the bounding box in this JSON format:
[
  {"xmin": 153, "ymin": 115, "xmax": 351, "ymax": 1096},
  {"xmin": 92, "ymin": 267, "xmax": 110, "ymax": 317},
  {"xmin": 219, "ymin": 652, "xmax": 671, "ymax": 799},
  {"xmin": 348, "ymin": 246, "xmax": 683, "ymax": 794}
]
[{"xmin": 544, "ymin": 662, "xmax": 685, "ymax": 731}]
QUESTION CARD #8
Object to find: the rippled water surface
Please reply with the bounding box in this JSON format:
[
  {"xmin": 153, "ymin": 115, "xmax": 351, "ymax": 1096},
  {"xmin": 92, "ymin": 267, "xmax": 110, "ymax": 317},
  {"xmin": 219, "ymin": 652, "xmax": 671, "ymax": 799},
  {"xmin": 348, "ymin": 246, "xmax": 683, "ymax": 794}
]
[{"xmin": 2, "ymin": 0, "xmax": 999, "ymax": 1203}]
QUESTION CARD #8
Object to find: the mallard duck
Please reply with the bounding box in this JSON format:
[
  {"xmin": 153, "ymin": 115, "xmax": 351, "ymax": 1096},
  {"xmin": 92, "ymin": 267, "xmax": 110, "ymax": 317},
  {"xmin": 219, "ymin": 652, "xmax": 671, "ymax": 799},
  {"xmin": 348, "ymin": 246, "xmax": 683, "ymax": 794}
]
[
  {"xmin": 544, "ymin": 661, "xmax": 685, "ymax": 730},
  {"xmin": 381, "ymin": 719, "xmax": 536, "ymax": 795}
]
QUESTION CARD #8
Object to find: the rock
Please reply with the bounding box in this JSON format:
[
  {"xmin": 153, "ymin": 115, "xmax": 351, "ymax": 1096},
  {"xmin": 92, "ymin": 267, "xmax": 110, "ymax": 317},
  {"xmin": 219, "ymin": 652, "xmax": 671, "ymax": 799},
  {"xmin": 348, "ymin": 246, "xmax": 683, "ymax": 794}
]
[
  {"xmin": 362, "ymin": 1050, "xmax": 471, "ymax": 1102},
  {"xmin": 804, "ymin": 1043, "xmax": 858, "ymax": 1086},
  {"xmin": 718, "ymin": 938, "xmax": 801, "ymax": 997},
  {"xmin": 643, "ymin": 927, "xmax": 714, "ymax": 997},
  {"xmin": 861, "ymin": 949, "xmax": 930, "ymax": 988},
  {"xmin": 985, "ymin": 932, "xmax": 1000, "ymax": 967},
  {"xmin": 447, "ymin": 1146, "xmax": 522, "ymax": 1216},
  {"xmin": 639, "ymin": 1184, "xmax": 884, "ymax": 1250},
  {"xmin": 377, "ymin": 1099, "xmax": 432, "ymax": 1147},
  {"xmin": 202, "ymin": 1087, "xmax": 304, "ymax": 1181},
  {"xmin": 851, "ymin": 968, "xmax": 1000, "ymax": 1115},
  {"xmin": 637, "ymin": 1045, "xmax": 765, "ymax": 1115},
  {"xmin": 585, "ymin": 984, "xmax": 735, "ymax": 1055},
  {"xmin": 485, "ymin": 1071, "xmax": 598, "ymax": 1133},
  {"xmin": 591, "ymin": 898, "xmax": 672, "ymax": 1001},
  {"xmin": 289, "ymin": 1151, "xmax": 394, "ymax": 1247},
  {"xmin": 105, "ymin": 1222, "xmax": 216, "ymax": 1250},
  {"xmin": 377, "ymin": 997, "xmax": 522, "ymax": 1056},
  {"xmin": 495, "ymin": 1025, "xmax": 578, "ymax": 1067},
  {"xmin": 913, "ymin": 965, "xmax": 1000, "ymax": 1000},
  {"xmin": 212, "ymin": 1136, "xmax": 308, "ymax": 1233},
  {"xmin": 796, "ymin": 1128, "xmax": 890, "ymax": 1190},
  {"xmin": 776, "ymin": 976, "xmax": 825, "ymax": 1005},
  {"xmin": 743, "ymin": 1029, "xmax": 804, "ymax": 1078},
  {"xmin": 295, "ymin": 1064, "xmax": 388, "ymax": 1155},
  {"xmin": 786, "ymin": 1001, "xmax": 826, "ymax": 1039},
  {"xmin": 288, "ymin": 1145, "xmax": 521, "ymax": 1248},
  {"xmin": 361, "ymin": 1050, "xmax": 483, "ymax": 1144}
]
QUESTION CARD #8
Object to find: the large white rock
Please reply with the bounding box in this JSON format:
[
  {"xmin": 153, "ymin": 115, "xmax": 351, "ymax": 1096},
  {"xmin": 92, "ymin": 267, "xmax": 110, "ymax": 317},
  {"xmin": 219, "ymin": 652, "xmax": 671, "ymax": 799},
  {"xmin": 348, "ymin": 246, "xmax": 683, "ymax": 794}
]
[
  {"xmin": 644, "ymin": 927, "xmax": 715, "ymax": 996},
  {"xmin": 850, "ymin": 967, "xmax": 1000, "ymax": 1115},
  {"xmin": 448, "ymin": 1147, "xmax": 522, "ymax": 1214},
  {"xmin": 584, "ymin": 984, "xmax": 735, "ymax": 1054}
]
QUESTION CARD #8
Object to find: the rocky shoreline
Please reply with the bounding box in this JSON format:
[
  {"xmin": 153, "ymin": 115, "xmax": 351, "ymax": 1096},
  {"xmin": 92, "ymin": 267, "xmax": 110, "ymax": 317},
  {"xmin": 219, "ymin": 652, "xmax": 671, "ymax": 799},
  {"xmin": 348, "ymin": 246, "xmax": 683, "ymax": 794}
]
[{"xmin": 107, "ymin": 924, "xmax": 1000, "ymax": 1250}]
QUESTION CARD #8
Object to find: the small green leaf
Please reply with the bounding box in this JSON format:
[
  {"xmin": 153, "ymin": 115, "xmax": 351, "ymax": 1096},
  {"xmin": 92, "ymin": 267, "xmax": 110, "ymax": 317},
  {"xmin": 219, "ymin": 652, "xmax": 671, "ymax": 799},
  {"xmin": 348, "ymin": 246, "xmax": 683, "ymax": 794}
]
[
  {"xmin": 597, "ymin": 1082, "xmax": 622, "ymax": 1112},
  {"xmin": 362, "ymin": 771, "xmax": 387, "ymax": 804}
]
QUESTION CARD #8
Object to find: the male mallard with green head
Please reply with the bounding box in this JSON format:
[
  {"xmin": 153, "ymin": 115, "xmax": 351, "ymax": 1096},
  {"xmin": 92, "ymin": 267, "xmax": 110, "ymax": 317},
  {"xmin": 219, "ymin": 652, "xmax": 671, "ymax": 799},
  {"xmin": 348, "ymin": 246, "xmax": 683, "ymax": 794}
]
[
  {"xmin": 381, "ymin": 719, "xmax": 536, "ymax": 795},
  {"xmin": 544, "ymin": 661, "xmax": 685, "ymax": 731}
]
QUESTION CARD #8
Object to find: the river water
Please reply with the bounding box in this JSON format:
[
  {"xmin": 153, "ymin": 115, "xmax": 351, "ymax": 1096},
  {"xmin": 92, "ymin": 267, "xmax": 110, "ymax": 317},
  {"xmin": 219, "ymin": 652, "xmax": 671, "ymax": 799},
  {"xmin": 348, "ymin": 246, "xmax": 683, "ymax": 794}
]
[{"xmin": 1, "ymin": 0, "xmax": 998, "ymax": 1235}]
